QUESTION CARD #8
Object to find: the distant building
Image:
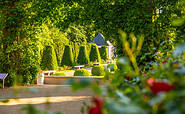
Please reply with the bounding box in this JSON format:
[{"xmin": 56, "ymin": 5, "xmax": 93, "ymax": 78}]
[{"xmin": 88, "ymin": 33, "xmax": 114, "ymax": 59}]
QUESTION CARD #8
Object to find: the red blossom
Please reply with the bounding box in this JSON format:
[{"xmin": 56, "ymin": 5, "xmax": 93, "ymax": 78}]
[
  {"xmin": 146, "ymin": 78, "xmax": 154, "ymax": 86},
  {"xmin": 89, "ymin": 106, "xmax": 102, "ymax": 114},
  {"xmin": 156, "ymin": 51, "xmax": 159, "ymax": 54},
  {"xmin": 93, "ymin": 97, "xmax": 103, "ymax": 107},
  {"xmin": 88, "ymin": 97, "xmax": 103, "ymax": 114},
  {"xmin": 150, "ymin": 82, "xmax": 173, "ymax": 95},
  {"xmin": 144, "ymin": 72, "xmax": 147, "ymax": 76},
  {"xmin": 164, "ymin": 33, "xmax": 167, "ymax": 36},
  {"xmin": 149, "ymin": 68, "xmax": 152, "ymax": 71},
  {"xmin": 126, "ymin": 76, "xmax": 131, "ymax": 80},
  {"xmin": 162, "ymin": 61, "xmax": 167, "ymax": 64}
]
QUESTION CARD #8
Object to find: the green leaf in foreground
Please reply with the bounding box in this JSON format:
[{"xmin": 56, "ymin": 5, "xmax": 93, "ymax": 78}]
[
  {"xmin": 1, "ymin": 99, "xmax": 9, "ymax": 103},
  {"xmin": 172, "ymin": 18, "xmax": 185, "ymax": 26}
]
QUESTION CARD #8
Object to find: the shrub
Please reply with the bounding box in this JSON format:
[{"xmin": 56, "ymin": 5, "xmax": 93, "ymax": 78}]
[
  {"xmin": 107, "ymin": 64, "xmax": 118, "ymax": 71},
  {"xmin": 77, "ymin": 46, "xmax": 89, "ymax": 65},
  {"xmin": 89, "ymin": 43, "xmax": 101, "ymax": 63},
  {"xmin": 61, "ymin": 45, "xmax": 74, "ymax": 66},
  {"xmin": 51, "ymin": 72, "xmax": 66, "ymax": 76},
  {"xmin": 41, "ymin": 45, "xmax": 58, "ymax": 70},
  {"xmin": 74, "ymin": 69, "xmax": 91, "ymax": 76},
  {"xmin": 100, "ymin": 46, "xmax": 109, "ymax": 61},
  {"xmin": 92, "ymin": 65, "xmax": 105, "ymax": 76}
]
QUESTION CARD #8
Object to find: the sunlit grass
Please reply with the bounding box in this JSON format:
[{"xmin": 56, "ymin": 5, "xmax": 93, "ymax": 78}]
[{"xmin": 0, "ymin": 96, "xmax": 91, "ymax": 106}]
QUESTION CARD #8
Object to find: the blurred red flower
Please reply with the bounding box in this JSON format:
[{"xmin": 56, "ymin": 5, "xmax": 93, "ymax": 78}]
[
  {"xmin": 162, "ymin": 61, "xmax": 167, "ymax": 64},
  {"xmin": 146, "ymin": 78, "xmax": 154, "ymax": 86},
  {"xmin": 150, "ymin": 82, "xmax": 173, "ymax": 95},
  {"xmin": 88, "ymin": 97, "xmax": 103, "ymax": 114},
  {"xmin": 126, "ymin": 76, "xmax": 131, "ymax": 80}
]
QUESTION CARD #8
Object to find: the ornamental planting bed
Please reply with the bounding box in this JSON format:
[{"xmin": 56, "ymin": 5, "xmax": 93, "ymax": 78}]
[{"xmin": 44, "ymin": 76, "xmax": 104, "ymax": 85}]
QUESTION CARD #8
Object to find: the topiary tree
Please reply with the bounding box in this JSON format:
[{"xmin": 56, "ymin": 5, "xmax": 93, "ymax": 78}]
[
  {"xmin": 100, "ymin": 46, "xmax": 109, "ymax": 61},
  {"xmin": 107, "ymin": 64, "xmax": 118, "ymax": 71},
  {"xmin": 77, "ymin": 46, "xmax": 89, "ymax": 65},
  {"xmin": 74, "ymin": 69, "xmax": 91, "ymax": 76},
  {"xmin": 92, "ymin": 65, "xmax": 105, "ymax": 76},
  {"xmin": 89, "ymin": 43, "xmax": 101, "ymax": 63},
  {"xmin": 41, "ymin": 45, "xmax": 58, "ymax": 70},
  {"xmin": 61, "ymin": 45, "xmax": 74, "ymax": 66}
]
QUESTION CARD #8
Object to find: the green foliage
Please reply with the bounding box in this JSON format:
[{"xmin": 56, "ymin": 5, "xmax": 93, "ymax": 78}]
[
  {"xmin": 61, "ymin": 45, "xmax": 74, "ymax": 66},
  {"xmin": 86, "ymin": 43, "xmax": 92, "ymax": 56},
  {"xmin": 71, "ymin": 42, "xmax": 80, "ymax": 64},
  {"xmin": 51, "ymin": 72, "xmax": 66, "ymax": 76},
  {"xmin": 66, "ymin": 24, "xmax": 87, "ymax": 43},
  {"xmin": 89, "ymin": 43, "xmax": 101, "ymax": 63},
  {"xmin": 107, "ymin": 64, "xmax": 118, "ymax": 71},
  {"xmin": 100, "ymin": 46, "xmax": 109, "ymax": 61},
  {"xmin": 69, "ymin": 31, "xmax": 185, "ymax": 114},
  {"xmin": 92, "ymin": 65, "xmax": 105, "ymax": 76},
  {"xmin": 53, "ymin": 42, "xmax": 66, "ymax": 66},
  {"xmin": 75, "ymin": 0, "xmax": 182, "ymax": 67},
  {"xmin": 0, "ymin": 1, "xmax": 41, "ymax": 86},
  {"xmin": 41, "ymin": 45, "xmax": 58, "ymax": 70},
  {"xmin": 77, "ymin": 46, "xmax": 89, "ymax": 65},
  {"xmin": 36, "ymin": 23, "xmax": 69, "ymax": 46},
  {"xmin": 74, "ymin": 69, "xmax": 91, "ymax": 76}
]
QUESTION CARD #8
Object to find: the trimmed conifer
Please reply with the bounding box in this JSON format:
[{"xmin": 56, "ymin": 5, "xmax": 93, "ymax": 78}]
[
  {"xmin": 89, "ymin": 43, "xmax": 101, "ymax": 63},
  {"xmin": 100, "ymin": 46, "xmax": 109, "ymax": 61},
  {"xmin": 61, "ymin": 45, "xmax": 74, "ymax": 66},
  {"xmin": 41, "ymin": 45, "xmax": 58, "ymax": 70},
  {"xmin": 77, "ymin": 46, "xmax": 89, "ymax": 65}
]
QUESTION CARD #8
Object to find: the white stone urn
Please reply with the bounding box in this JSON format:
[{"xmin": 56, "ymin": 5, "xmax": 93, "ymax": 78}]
[{"xmin": 37, "ymin": 73, "xmax": 44, "ymax": 85}]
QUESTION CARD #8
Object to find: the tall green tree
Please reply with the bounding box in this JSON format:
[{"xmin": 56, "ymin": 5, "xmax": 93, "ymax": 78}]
[
  {"xmin": 66, "ymin": 24, "xmax": 87, "ymax": 43},
  {"xmin": 77, "ymin": 45, "xmax": 89, "ymax": 65},
  {"xmin": 89, "ymin": 43, "xmax": 101, "ymax": 63},
  {"xmin": 0, "ymin": 0, "xmax": 41, "ymax": 85},
  {"xmin": 61, "ymin": 45, "xmax": 74, "ymax": 66},
  {"xmin": 41, "ymin": 45, "xmax": 58, "ymax": 70},
  {"xmin": 100, "ymin": 46, "xmax": 109, "ymax": 61}
]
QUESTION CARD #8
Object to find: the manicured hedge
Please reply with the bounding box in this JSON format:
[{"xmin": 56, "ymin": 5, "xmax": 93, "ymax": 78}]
[
  {"xmin": 89, "ymin": 43, "xmax": 101, "ymax": 63},
  {"xmin": 61, "ymin": 45, "xmax": 74, "ymax": 66},
  {"xmin": 92, "ymin": 65, "xmax": 105, "ymax": 76},
  {"xmin": 74, "ymin": 69, "xmax": 91, "ymax": 76},
  {"xmin": 54, "ymin": 43, "xmax": 92, "ymax": 66},
  {"xmin": 41, "ymin": 45, "xmax": 58, "ymax": 70},
  {"xmin": 107, "ymin": 63, "xmax": 118, "ymax": 71},
  {"xmin": 100, "ymin": 46, "xmax": 109, "ymax": 61},
  {"xmin": 51, "ymin": 72, "xmax": 66, "ymax": 76},
  {"xmin": 77, "ymin": 46, "xmax": 89, "ymax": 65}
]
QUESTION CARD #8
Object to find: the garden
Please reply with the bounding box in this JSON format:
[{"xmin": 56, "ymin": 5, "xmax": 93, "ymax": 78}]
[{"xmin": 0, "ymin": 0, "xmax": 185, "ymax": 114}]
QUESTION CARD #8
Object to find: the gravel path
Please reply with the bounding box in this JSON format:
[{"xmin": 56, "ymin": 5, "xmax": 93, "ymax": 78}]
[
  {"xmin": 0, "ymin": 85, "xmax": 95, "ymax": 114},
  {"xmin": 0, "ymin": 64, "xmax": 110, "ymax": 114}
]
